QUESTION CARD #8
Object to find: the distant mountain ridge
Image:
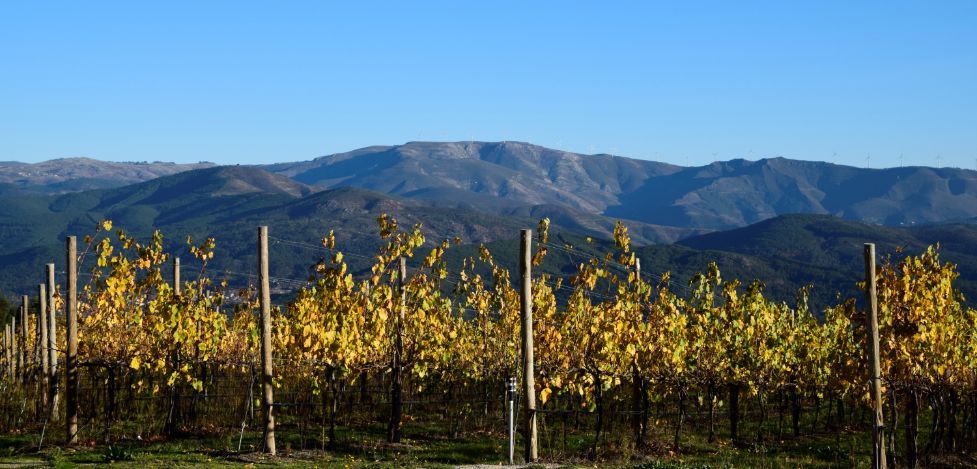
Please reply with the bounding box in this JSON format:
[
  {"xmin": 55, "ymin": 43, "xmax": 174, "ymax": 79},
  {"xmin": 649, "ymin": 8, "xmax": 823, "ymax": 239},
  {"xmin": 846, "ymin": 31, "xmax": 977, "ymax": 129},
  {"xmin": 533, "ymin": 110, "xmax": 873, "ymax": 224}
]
[
  {"xmin": 264, "ymin": 141, "xmax": 681, "ymax": 214},
  {"xmin": 0, "ymin": 166, "xmax": 665, "ymax": 292},
  {"xmin": 0, "ymin": 157, "xmax": 215, "ymax": 195},
  {"xmin": 607, "ymin": 157, "xmax": 977, "ymax": 228},
  {"xmin": 1, "ymin": 165, "xmax": 977, "ymax": 315},
  {"xmin": 10, "ymin": 142, "xmax": 977, "ymax": 233},
  {"xmin": 263, "ymin": 141, "xmax": 977, "ymax": 231}
]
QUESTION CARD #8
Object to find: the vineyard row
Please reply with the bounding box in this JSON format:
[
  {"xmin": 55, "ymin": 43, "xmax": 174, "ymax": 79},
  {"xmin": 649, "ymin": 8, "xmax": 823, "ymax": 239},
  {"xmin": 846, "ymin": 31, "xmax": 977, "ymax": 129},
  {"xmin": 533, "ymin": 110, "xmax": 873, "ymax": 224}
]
[{"xmin": 2, "ymin": 217, "xmax": 976, "ymax": 467}]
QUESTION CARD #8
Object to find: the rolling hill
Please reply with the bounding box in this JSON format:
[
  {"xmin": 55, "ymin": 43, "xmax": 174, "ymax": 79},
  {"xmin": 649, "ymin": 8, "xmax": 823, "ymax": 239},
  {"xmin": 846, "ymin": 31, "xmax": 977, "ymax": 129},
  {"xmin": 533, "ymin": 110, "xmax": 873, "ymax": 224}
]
[
  {"xmin": 1, "ymin": 165, "xmax": 975, "ymax": 316},
  {"xmin": 675, "ymin": 214, "xmax": 977, "ymax": 308},
  {"xmin": 4, "ymin": 143, "xmax": 977, "ymax": 314},
  {"xmin": 0, "ymin": 166, "xmax": 672, "ymax": 294}
]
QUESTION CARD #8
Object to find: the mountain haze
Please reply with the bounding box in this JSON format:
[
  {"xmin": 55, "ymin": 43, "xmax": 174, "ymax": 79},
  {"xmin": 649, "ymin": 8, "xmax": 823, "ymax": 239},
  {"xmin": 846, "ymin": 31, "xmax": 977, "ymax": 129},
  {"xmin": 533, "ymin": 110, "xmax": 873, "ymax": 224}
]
[
  {"xmin": 1, "ymin": 165, "xmax": 977, "ymax": 315},
  {"xmin": 608, "ymin": 158, "xmax": 977, "ymax": 228},
  {"xmin": 266, "ymin": 142, "xmax": 977, "ymax": 231},
  {"xmin": 0, "ymin": 166, "xmax": 625, "ymax": 290},
  {"xmin": 265, "ymin": 141, "xmax": 681, "ymax": 214},
  {"xmin": 0, "ymin": 158, "xmax": 215, "ymax": 195},
  {"xmin": 13, "ymin": 142, "xmax": 977, "ymax": 233},
  {"xmin": 6, "ymin": 142, "xmax": 977, "ymax": 310}
]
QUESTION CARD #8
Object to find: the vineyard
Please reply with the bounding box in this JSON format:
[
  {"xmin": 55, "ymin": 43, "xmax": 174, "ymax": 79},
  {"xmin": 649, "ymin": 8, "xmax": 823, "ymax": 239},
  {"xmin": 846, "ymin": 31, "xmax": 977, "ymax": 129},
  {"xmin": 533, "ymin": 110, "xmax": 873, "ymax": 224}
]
[{"xmin": 2, "ymin": 216, "xmax": 977, "ymax": 468}]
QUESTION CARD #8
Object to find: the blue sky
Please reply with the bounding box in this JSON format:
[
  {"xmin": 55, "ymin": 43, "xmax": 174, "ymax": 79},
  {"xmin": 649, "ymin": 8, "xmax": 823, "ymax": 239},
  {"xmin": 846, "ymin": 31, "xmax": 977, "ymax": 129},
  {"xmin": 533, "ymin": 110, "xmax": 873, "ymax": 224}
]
[{"xmin": 1, "ymin": 1, "xmax": 975, "ymax": 168}]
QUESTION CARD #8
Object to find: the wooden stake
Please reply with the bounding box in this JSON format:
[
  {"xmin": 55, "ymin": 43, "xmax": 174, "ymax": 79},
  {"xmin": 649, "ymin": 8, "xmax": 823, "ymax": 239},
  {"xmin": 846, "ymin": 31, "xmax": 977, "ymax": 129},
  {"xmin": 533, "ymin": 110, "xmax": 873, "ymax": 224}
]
[
  {"xmin": 520, "ymin": 229, "xmax": 538, "ymax": 462},
  {"xmin": 864, "ymin": 243, "xmax": 887, "ymax": 469},
  {"xmin": 47, "ymin": 263, "xmax": 60, "ymax": 422},
  {"xmin": 9, "ymin": 322, "xmax": 13, "ymax": 379},
  {"xmin": 4, "ymin": 323, "xmax": 10, "ymax": 378},
  {"xmin": 11, "ymin": 316, "xmax": 17, "ymax": 381},
  {"xmin": 67, "ymin": 236, "xmax": 79, "ymax": 444},
  {"xmin": 173, "ymin": 257, "xmax": 181, "ymax": 296},
  {"xmin": 258, "ymin": 226, "xmax": 276, "ymax": 455},
  {"xmin": 22, "ymin": 297, "xmax": 29, "ymax": 383},
  {"xmin": 389, "ymin": 257, "xmax": 406, "ymax": 443},
  {"xmin": 39, "ymin": 283, "xmax": 49, "ymax": 409}
]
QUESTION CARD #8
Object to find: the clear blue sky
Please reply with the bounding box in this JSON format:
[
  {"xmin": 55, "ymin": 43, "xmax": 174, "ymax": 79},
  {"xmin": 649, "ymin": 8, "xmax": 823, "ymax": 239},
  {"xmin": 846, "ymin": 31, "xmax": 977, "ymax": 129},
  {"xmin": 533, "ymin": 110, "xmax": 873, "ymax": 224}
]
[{"xmin": 1, "ymin": 1, "xmax": 975, "ymax": 168}]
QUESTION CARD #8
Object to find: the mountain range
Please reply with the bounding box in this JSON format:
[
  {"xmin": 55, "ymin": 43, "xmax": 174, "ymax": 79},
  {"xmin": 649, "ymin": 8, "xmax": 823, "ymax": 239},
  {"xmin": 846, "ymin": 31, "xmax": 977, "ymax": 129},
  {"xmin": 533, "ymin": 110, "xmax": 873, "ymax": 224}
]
[
  {"xmin": 3, "ymin": 142, "xmax": 977, "ymax": 312},
  {"xmin": 15, "ymin": 142, "xmax": 977, "ymax": 232},
  {"xmin": 264, "ymin": 141, "xmax": 977, "ymax": 230},
  {"xmin": 0, "ymin": 158, "xmax": 214, "ymax": 196}
]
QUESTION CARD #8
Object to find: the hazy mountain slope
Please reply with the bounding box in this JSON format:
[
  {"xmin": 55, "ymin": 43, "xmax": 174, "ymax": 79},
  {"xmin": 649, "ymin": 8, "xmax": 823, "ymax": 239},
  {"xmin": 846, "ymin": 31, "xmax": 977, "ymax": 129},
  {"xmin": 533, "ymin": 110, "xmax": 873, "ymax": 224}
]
[
  {"xmin": 607, "ymin": 158, "xmax": 977, "ymax": 229},
  {"xmin": 3, "ymin": 169, "xmax": 976, "ymax": 315},
  {"xmin": 265, "ymin": 141, "xmax": 681, "ymax": 214},
  {"xmin": 14, "ymin": 143, "xmax": 977, "ymax": 235},
  {"xmin": 0, "ymin": 166, "xmax": 605, "ymax": 294},
  {"xmin": 0, "ymin": 158, "xmax": 215, "ymax": 195},
  {"xmin": 266, "ymin": 142, "xmax": 977, "ymax": 231},
  {"xmin": 0, "ymin": 166, "xmax": 314, "ymax": 253},
  {"xmin": 4, "ymin": 147, "xmax": 977, "ymax": 311}
]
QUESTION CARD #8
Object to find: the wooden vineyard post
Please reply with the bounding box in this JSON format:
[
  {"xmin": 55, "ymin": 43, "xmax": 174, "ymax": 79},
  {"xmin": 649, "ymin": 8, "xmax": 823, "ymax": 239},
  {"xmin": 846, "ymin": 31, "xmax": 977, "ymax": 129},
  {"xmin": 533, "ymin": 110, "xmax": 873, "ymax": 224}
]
[
  {"xmin": 359, "ymin": 283, "xmax": 371, "ymax": 406},
  {"xmin": 23, "ymin": 296, "xmax": 32, "ymax": 384},
  {"xmin": 173, "ymin": 257, "xmax": 181, "ymax": 296},
  {"xmin": 389, "ymin": 257, "xmax": 406, "ymax": 443},
  {"xmin": 4, "ymin": 323, "xmax": 10, "ymax": 379},
  {"xmin": 258, "ymin": 226, "xmax": 276, "ymax": 455},
  {"xmin": 18, "ymin": 305, "xmax": 22, "ymax": 380},
  {"xmin": 520, "ymin": 229, "xmax": 538, "ymax": 462},
  {"xmin": 864, "ymin": 243, "xmax": 887, "ymax": 469},
  {"xmin": 21, "ymin": 299, "xmax": 28, "ymax": 383},
  {"xmin": 11, "ymin": 316, "xmax": 18, "ymax": 382},
  {"xmin": 165, "ymin": 255, "xmax": 183, "ymax": 435},
  {"xmin": 632, "ymin": 257, "xmax": 649, "ymax": 444},
  {"xmin": 39, "ymin": 283, "xmax": 49, "ymax": 409},
  {"xmin": 48, "ymin": 263, "xmax": 60, "ymax": 422},
  {"xmin": 66, "ymin": 236, "xmax": 79, "ymax": 444},
  {"xmin": 10, "ymin": 321, "xmax": 15, "ymax": 380}
]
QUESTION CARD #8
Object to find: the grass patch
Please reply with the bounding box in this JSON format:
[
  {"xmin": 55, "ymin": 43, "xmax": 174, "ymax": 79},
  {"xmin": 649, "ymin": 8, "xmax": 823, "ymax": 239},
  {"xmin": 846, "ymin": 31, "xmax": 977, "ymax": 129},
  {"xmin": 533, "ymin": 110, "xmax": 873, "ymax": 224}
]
[{"xmin": 0, "ymin": 413, "xmax": 968, "ymax": 468}]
